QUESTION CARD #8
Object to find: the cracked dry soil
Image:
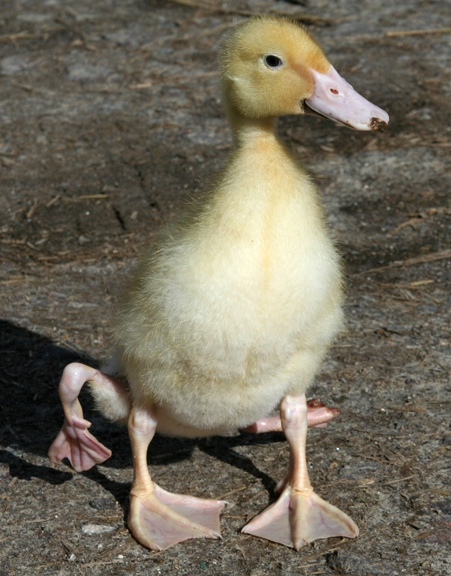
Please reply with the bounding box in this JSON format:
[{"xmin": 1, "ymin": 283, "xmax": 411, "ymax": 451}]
[{"xmin": 1, "ymin": 0, "xmax": 451, "ymax": 575}]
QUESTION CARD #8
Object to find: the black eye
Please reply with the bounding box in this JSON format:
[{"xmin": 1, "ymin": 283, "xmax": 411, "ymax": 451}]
[{"xmin": 264, "ymin": 55, "xmax": 284, "ymax": 69}]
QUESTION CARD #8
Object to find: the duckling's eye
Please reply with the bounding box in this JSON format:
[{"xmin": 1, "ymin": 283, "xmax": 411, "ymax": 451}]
[{"xmin": 264, "ymin": 55, "xmax": 284, "ymax": 69}]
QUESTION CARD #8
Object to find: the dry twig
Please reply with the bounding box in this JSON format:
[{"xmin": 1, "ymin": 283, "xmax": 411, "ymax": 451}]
[
  {"xmin": 389, "ymin": 217, "xmax": 422, "ymax": 235},
  {"xmin": 386, "ymin": 405, "xmax": 425, "ymax": 413},
  {"xmin": 380, "ymin": 279, "xmax": 434, "ymax": 289},
  {"xmin": 301, "ymin": 538, "xmax": 347, "ymax": 561},
  {"xmin": 353, "ymin": 249, "xmax": 451, "ymax": 276},
  {"xmin": 386, "ymin": 27, "xmax": 451, "ymax": 37},
  {"xmin": 0, "ymin": 31, "xmax": 39, "ymax": 42},
  {"xmin": 383, "ymin": 475, "xmax": 416, "ymax": 485},
  {"xmin": 217, "ymin": 485, "xmax": 247, "ymax": 500},
  {"xmin": 26, "ymin": 199, "xmax": 39, "ymax": 219},
  {"xmin": 166, "ymin": 0, "xmax": 347, "ymax": 24}
]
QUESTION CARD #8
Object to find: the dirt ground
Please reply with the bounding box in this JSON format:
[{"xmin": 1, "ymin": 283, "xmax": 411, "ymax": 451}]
[{"xmin": 1, "ymin": 0, "xmax": 451, "ymax": 574}]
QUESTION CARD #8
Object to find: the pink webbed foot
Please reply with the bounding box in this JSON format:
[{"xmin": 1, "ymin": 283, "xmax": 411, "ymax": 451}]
[
  {"xmin": 242, "ymin": 398, "xmax": 340, "ymax": 433},
  {"xmin": 243, "ymin": 485, "xmax": 358, "ymax": 549},
  {"xmin": 129, "ymin": 483, "xmax": 225, "ymax": 551},
  {"xmin": 48, "ymin": 414, "xmax": 111, "ymax": 472},
  {"xmin": 128, "ymin": 406, "xmax": 225, "ymax": 550},
  {"xmin": 242, "ymin": 395, "xmax": 358, "ymax": 550},
  {"xmin": 48, "ymin": 362, "xmax": 123, "ymax": 472}
]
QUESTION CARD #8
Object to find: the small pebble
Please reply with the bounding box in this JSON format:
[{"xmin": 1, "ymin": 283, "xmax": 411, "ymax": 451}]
[
  {"xmin": 82, "ymin": 523, "xmax": 115, "ymax": 535},
  {"xmin": 0, "ymin": 463, "xmax": 11, "ymax": 479},
  {"xmin": 89, "ymin": 497, "xmax": 116, "ymax": 510},
  {"xmin": 67, "ymin": 63, "xmax": 114, "ymax": 82},
  {"xmin": 1, "ymin": 55, "xmax": 28, "ymax": 75},
  {"xmin": 78, "ymin": 235, "xmax": 90, "ymax": 245},
  {"xmin": 17, "ymin": 13, "xmax": 53, "ymax": 23}
]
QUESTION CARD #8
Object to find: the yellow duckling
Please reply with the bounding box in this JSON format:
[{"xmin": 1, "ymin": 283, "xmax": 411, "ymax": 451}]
[{"xmin": 49, "ymin": 16, "xmax": 388, "ymax": 551}]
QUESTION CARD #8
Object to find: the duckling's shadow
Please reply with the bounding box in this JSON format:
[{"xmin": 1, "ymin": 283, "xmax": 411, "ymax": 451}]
[
  {"xmin": 83, "ymin": 466, "xmax": 132, "ymax": 522},
  {"xmin": 82, "ymin": 432, "xmax": 286, "ymax": 522},
  {"xmin": 0, "ymin": 449, "xmax": 73, "ymax": 485},
  {"xmin": 0, "ymin": 319, "xmax": 95, "ymax": 460},
  {"xmin": 0, "ymin": 320, "xmax": 285, "ymax": 501},
  {"xmin": 0, "ymin": 319, "xmax": 132, "ymax": 481},
  {"xmin": 146, "ymin": 431, "xmax": 285, "ymax": 495},
  {"xmin": 197, "ymin": 432, "xmax": 286, "ymax": 495}
]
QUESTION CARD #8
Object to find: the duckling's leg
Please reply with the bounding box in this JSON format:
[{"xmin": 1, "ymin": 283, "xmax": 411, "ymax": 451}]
[
  {"xmin": 242, "ymin": 394, "xmax": 358, "ymax": 550},
  {"xmin": 128, "ymin": 406, "xmax": 225, "ymax": 551},
  {"xmin": 242, "ymin": 398, "xmax": 340, "ymax": 433},
  {"xmin": 48, "ymin": 363, "xmax": 119, "ymax": 472}
]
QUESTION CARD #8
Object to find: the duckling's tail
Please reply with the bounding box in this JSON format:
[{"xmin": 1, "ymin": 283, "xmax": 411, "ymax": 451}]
[
  {"xmin": 89, "ymin": 356, "xmax": 131, "ymax": 423},
  {"xmin": 88, "ymin": 376, "xmax": 131, "ymax": 423}
]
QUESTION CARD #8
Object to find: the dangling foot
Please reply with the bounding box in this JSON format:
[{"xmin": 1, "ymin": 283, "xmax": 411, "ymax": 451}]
[
  {"xmin": 48, "ymin": 363, "xmax": 124, "ymax": 471},
  {"xmin": 48, "ymin": 412, "xmax": 112, "ymax": 472},
  {"xmin": 242, "ymin": 395, "xmax": 358, "ymax": 550},
  {"xmin": 241, "ymin": 398, "xmax": 340, "ymax": 433},
  {"xmin": 128, "ymin": 406, "xmax": 225, "ymax": 550}
]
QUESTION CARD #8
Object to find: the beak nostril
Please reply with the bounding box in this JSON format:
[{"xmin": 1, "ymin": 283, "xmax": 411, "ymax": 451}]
[{"xmin": 330, "ymin": 88, "xmax": 339, "ymax": 95}]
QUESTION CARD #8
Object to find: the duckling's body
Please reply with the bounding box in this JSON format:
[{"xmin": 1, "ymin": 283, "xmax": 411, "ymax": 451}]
[
  {"xmin": 117, "ymin": 126, "xmax": 342, "ymax": 438},
  {"xmin": 49, "ymin": 16, "xmax": 388, "ymax": 551}
]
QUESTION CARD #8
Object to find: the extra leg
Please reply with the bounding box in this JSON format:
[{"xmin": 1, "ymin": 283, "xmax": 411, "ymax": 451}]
[
  {"xmin": 48, "ymin": 362, "xmax": 125, "ymax": 472},
  {"xmin": 242, "ymin": 394, "xmax": 358, "ymax": 550},
  {"xmin": 127, "ymin": 406, "xmax": 225, "ymax": 551},
  {"xmin": 242, "ymin": 398, "xmax": 340, "ymax": 433}
]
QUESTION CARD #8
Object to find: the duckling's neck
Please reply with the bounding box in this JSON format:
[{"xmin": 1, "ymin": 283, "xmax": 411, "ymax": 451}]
[
  {"xmin": 219, "ymin": 104, "xmax": 309, "ymax": 205},
  {"xmin": 227, "ymin": 107, "xmax": 277, "ymax": 148}
]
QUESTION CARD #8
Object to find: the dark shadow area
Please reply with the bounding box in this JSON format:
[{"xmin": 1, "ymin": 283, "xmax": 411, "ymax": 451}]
[
  {"xmin": 1, "ymin": 320, "xmax": 71, "ymax": 440},
  {"xmin": 0, "ymin": 449, "xmax": 73, "ymax": 485},
  {"xmin": 0, "ymin": 319, "xmax": 98, "ymax": 457},
  {"xmin": 84, "ymin": 467, "xmax": 132, "ymax": 524},
  {"xmin": 198, "ymin": 433, "xmax": 285, "ymax": 496},
  {"xmin": 0, "ymin": 319, "xmax": 287, "ymax": 503}
]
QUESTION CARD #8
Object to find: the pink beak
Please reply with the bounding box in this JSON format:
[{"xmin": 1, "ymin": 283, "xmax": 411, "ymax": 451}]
[{"xmin": 304, "ymin": 65, "xmax": 389, "ymax": 131}]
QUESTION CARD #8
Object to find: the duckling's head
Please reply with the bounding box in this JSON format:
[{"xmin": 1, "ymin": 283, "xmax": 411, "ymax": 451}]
[{"xmin": 220, "ymin": 17, "xmax": 388, "ymax": 131}]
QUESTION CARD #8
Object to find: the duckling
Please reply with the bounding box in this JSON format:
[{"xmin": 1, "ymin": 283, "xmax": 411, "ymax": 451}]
[{"xmin": 49, "ymin": 16, "xmax": 388, "ymax": 551}]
